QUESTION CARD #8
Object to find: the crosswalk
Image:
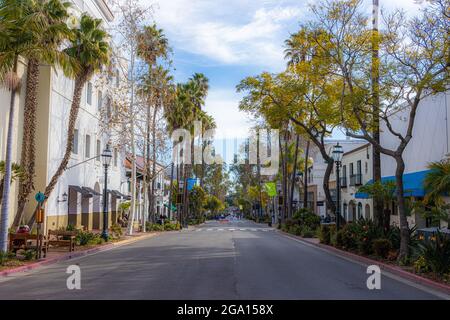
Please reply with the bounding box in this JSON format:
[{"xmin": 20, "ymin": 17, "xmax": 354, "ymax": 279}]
[{"xmin": 194, "ymin": 228, "xmax": 274, "ymax": 232}]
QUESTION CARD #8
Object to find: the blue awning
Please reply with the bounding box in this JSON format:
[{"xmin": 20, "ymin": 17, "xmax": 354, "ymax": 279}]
[{"xmin": 354, "ymin": 170, "xmax": 430, "ymax": 199}]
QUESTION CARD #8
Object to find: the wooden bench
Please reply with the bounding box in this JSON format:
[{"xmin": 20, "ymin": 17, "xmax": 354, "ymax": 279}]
[
  {"xmin": 45, "ymin": 230, "xmax": 77, "ymax": 252},
  {"xmin": 8, "ymin": 233, "xmax": 48, "ymax": 258}
]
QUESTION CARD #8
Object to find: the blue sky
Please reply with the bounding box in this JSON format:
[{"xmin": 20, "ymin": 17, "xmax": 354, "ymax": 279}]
[{"xmin": 146, "ymin": 0, "xmax": 422, "ymax": 163}]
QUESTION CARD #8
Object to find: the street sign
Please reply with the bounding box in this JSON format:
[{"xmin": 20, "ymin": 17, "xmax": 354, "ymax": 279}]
[
  {"xmin": 35, "ymin": 192, "xmax": 45, "ymax": 203},
  {"xmin": 187, "ymin": 178, "xmax": 197, "ymax": 191},
  {"xmin": 264, "ymin": 182, "xmax": 277, "ymax": 197}
]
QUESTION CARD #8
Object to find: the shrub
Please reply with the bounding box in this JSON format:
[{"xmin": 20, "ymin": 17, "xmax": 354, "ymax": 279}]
[
  {"xmin": 293, "ymin": 209, "xmax": 321, "ymax": 231},
  {"xmin": 336, "ymin": 223, "xmax": 361, "ymax": 250},
  {"xmin": 372, "ymin": 238, "xmax": 392, "ymax": 258},
  {"xmin": 416, "ymin": 231, "xmax": 450, "ymax": 275},
  {"xmin": 23, "ymin": 249, "xmax": 36, "ymax": 261},
  {"xmin": 319, "ymin": 224, "xmax": 335, "ymax": 245},
  {"xmin": 288, "ymin": 224, "xmax": 303, "ymax": 236},
  {"xmin": 146, "ymin": 223, "xmax": 164, "ymax": 231},
  {"xmin": 76, "ymin": 230, "xmax": 102, "ymax": 246},
  {"xmin": 284, "ymin": 218, "xmax": 296, "ymax": 228},
  {"xmin": 164, "ymin": 222, "xmax": 180, "ymax": 231},
  {"xmin": 0, "ymin": 251, "xmax": 14, "ymax": 266},
  {"xmin": 413, "ymin": 255, "xmax": 430, "ymax": 274},
  {"xmin": 357, "ymin": 219, "xmax": 383, "ymax": 255},
  {"xmin": 301, "ymin": 227, "xmax": 315, "ymax": 238},
  {"xmin": 110, "ymin": 223, "xmax": 123, "ymax": 238}
]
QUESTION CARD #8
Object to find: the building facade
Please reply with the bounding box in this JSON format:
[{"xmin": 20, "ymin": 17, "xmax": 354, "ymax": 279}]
[{"xmin": 0, "ymin": 0, "xmax": 128, "ymax": 233}]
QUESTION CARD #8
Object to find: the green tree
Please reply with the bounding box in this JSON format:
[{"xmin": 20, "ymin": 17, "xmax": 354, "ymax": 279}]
[
  {"xmin": 31, "ymin": 14, "xmax": 110, "ymax": 224},
  {"xmin": 424, "ymin": 160, "xmax": 450, "ymax": 207},
  {"xmin": 14, "ymin": 0, "xmax": 73, "ymax": 228}
]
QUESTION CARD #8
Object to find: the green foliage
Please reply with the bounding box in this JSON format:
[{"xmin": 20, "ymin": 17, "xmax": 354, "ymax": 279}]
[
  {"xmin": 301, "ymin": 227, "xmax": 315, "ymax": 238},
  {"xmin": 416, "ymin": 231, "xmax": 450, "ymax": 275},
  {"xmin": 66, "ymin": 224, "xmax": 76, "ymax": 231},
  {"xmin": 413, "ymin": 256, "xmax": 430, "ymax": 274},
  {"xmin": 288, "ymin": 224, "xmax": 303, "ymax": 236},
  {"xmin": 164, "ymin": 221, "xmax": 181, "ymax": 231},
  {"xmin": 424, "ymin": 159, "xmax": 450, "ymax": 206},
  {"xmin": 292, "ymin": 208, "xmax": 321, "ymax": 231},
  {"xmin": 110, "ymin": 223, "xmax": 123, "ymax": 238},
  {"xmin": 76, "ymin": 230, "xmax": 103, "ymax": 246},
  {"xmin": 204, "ymin": 195, "xmax": 223, "ymax": 214},
  {"xmin": 372, "ymin": 239, "xmax": 392, "ymax": 259},
  {"xmin": 336, "ymin": 223, "xmax": 361, "ymax": 250},
  {"xmin": 189, "ymin": 185, "xmax": 206, "ymax": 217},
  {"xmin": 119, "ymin": 201, "xmax": 131, "ymax": 212},
  {"xmin": 357, "ymin": 181, "xmax": 396, "ymax": 203},
  {"xmin": 319, "ymin": 224, "xmax": 335, "ymax": 245},
  {"xmin": 23, "ymin": 249, "xmax": 36, "ymax": 261},
  {"xmin": 0, "ymin": 251, "xmax": 14, "ymax": 265}
]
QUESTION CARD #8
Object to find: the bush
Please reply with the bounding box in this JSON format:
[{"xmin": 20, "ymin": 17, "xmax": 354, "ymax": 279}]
[
  {"xmin": 413, "ymin": 255, "xmax": 430, "ymax": 274},
  {"xmin": 336, "ymin": 223, "xmax": 362, "ymax": 250},
  {"xmin": 357, "ymin": 219, "xmax": 383, "ymax": 255},
  {"xmin": 23, "ymin": 249, "xmax": 36, "ymax": 261},
  {"xmin": 319, "ymin": 224, "xmax": 335, "ymax": 245},
  {"xmin": 146, "ymin": 222, "xmax": 165, "ymax": 231},
  {"xmin": 164, "ymin": 222, "xmax": 181, "ymax": 231},
  {"xmin": 0, "ymin": 251, "xmax": 14, "ymax": 265},
  {"xmin": 110, "ymin": 223, "xmax": 123, "ymax": 238},
  {"xmin": 293, "ymin": 209, "xmax": 321, "ymax": 231},
  {"xmin": 372, "ymin": 238, "xmax": 392, "ymax": 258},
  {"xmin": 301, "ymin": 227, "xmax": 315, "ymax": 238},
  {"xmin": 76, "ymin": 230, "xmax": 103, "ymax": 246},
  {"xmin": 416, "ymin": 231, "xmax": 450, "ymax": 275},
  {"xmin": 288, "ymin": 224, "xmax": 303, "ymax": 236}
]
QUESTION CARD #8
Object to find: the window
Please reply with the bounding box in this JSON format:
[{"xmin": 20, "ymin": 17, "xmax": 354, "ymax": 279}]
[
  {"xmin": 96, "ymin": 140, "xmax": 101, "ymax": 161},
  {"xmin": 357, "ymin": 202, "xmax": 362, "ymax": 219},
  {"xmin": 97, "ymin": 90, "xmax": 102, "ymax": 110},
  {"xmin": 85, "ymin": 134, "xmax": 91, "ymax": 158},
  {"xmin": 365, "ymin": 162, "xmax": 368, "ymax": 174},
  {"xmin": 114, "ymin": 148, "xmax": 118, "ymax": 167},
  {"xmin": 350, "ymin": 162, "xmax": 354, "ymax": 175},
  {"xmin": 72, "ymin": 129, "xmax": 79, "ymax": 154},
  {"xmin": 86, "ymin": 82, "xmax": 92, "ymax": 105},
  {"xmin": 357, "ymin": 160, "xmax": 362, "ymax": 175}
]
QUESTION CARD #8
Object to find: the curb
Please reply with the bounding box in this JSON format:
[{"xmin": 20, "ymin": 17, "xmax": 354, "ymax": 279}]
[
  {"xmin": 0, "ymin": 232, "xmax": 160, "ymax": 278},
  {"xmin": 278, "ymin": 230, "xmax": 450, "ymax": 296}
]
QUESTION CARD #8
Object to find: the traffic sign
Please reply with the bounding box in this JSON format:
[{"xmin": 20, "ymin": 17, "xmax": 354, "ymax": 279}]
[{"xmin": 35, "ymin": 192, "xmax": 45, "ymax": 203}]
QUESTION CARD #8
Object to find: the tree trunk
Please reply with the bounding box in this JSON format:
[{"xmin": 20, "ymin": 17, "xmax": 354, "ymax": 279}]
[
  {"xmin": 150, "ymin": 105, "xmax": 158, "ymax": 222},
  {"xmin": 14, "ymin": 57, "xmax": 40, "ymax": 228},
  {"xmin": 303, "ymin": 140, "xmax": 310, "ymax": 209},
  {"xmin": 323, "ymin": 159, "xmax": 336, "ymax": 216},
  {"xmin": 168, "ymin": 162, "xmax": 174, "ymax": 219},
  {"xmin": 289, "ymin": 134, "xmax": 300, "ymax": 217},
  {"xmin": 0, "ymin": 178, "xmax": 4, "ymax": 206},
  {"xmin": 395, "ymin": 156, "xmax": 409, "ymax": 261},
  {"xmin": 0, "ymin": 57, "xmax": 19, "ymax": 252},
  {"xmin": 43, "ymin": 73, "xmax": 88, "ymax": 199}
]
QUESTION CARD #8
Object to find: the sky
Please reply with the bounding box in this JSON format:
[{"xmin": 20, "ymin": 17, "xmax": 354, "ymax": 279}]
[{"xmin": 144, "ymin": 0, "xmax": 424, "ymax": 163}]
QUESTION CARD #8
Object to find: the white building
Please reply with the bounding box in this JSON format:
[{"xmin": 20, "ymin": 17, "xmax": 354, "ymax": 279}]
[
  {"xmin": 303, "ymin": 139, "xmax": 367, "ymax": 217},
  {"xmin": 0, "ymin": 0, "xmax": 129, "ymax": 232}
]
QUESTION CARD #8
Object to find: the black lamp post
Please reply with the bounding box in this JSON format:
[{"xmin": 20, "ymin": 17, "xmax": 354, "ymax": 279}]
[
  {"xmin": 332, "ymin": 143, "xmax": 343, "ymax": 231},
  {"xmin": 101, "ymin": 144, "xmax": 113, "ymax": 241}
]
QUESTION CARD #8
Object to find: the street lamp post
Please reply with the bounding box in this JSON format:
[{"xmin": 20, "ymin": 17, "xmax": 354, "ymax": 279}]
[
  {"xmin": 332, "ymin": 143, "xmax": 344, "ymax": 231},
  {"xmin": 101, "ymin": 144, "xmax": 113, "ymax": 241}
]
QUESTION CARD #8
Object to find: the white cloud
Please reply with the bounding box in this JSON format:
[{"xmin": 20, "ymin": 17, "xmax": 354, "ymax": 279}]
[
  {"xmin": 204, "ymin": 89, "xmax": 252, "ymax": 139},
  {"xmin": 149, "ymin": 0, "xmax": 304, "ymax": 69}
]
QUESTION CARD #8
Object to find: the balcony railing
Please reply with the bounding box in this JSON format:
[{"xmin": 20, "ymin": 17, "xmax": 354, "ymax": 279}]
[
  {"xmin": 349, "ymin": 173, "xmax": 362, "ymax": 186},
  {"xmin": 340, "ymin": 176, "xmax": 347, "ymax": 188}
]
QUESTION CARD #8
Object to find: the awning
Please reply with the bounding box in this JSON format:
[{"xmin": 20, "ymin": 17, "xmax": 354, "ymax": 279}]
[
  {"xmin": 69, "ymin": 185, "xmax": 91, "ymax": 197},
  {"xmin": 82, "ymin": 186, "xmax": 101, "ymax": 197},
  {"xmin": 108, "ymin": 189, "xmax": 128, "ymax": 199},
  {"xmin": 355, "ymin": 170, "xmax": 430, "ymax": 199}
]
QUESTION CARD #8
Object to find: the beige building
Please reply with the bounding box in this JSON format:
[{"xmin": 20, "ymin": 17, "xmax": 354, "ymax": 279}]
[{"xmin": 0, "ymin": 0, "xmax": 128, "ymax": 233}]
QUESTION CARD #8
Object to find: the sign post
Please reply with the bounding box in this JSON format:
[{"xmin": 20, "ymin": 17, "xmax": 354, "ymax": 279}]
[{"xmin": 34, "ymin": 192, "xmax": 45, "ymax": 259}]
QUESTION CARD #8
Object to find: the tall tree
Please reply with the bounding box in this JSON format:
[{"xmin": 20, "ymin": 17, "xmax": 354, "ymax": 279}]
[
  {"xmin": 33, "ymin": 14, "xmax": 110, "ymax": 216},
  {"xmin": 13, "ymin": 0, "xmax": 73, "ymax": 227}
]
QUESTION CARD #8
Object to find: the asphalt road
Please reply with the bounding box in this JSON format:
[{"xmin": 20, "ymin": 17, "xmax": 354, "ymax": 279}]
[{"xmin": 0, "ymin": 219, "xmax": 447, "ymax": 299}]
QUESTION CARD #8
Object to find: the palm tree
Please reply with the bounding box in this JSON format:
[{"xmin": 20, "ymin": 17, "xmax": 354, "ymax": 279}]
[
  {"xmin": 34, "ymin": 14, "xmax": 109, "ymax": 216},
  {"xmin": 424, "ymin": 159, "xmax": 450, "ymax": 207},
  {"xmin": 137, "ymin": 24, "xmax": 170, "ymax": 224},
  {"xmin": 0, "ymin": 161, "xmax": 25, "ymax": 210},
  {"xmin": 0, "ymin": 0, "xmax": 41, "ymax": 252},
  {"xmin": 13, "ymin": 0, "xmax": 73, "ymax": 228}
]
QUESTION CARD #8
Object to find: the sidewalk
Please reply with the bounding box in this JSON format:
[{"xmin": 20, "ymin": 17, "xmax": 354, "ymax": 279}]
[
  {"xmin": 0, "ymin": 231, "xmax": 160, "ymax": 278},
  {"xmin": 278, "ymin": 230, "xmax": 450, "ymax": 296}
]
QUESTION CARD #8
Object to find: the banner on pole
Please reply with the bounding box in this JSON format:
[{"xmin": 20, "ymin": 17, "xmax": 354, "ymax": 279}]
[{"xmin": 264, "ymin": 182, "xmax": 277, "ymax": 197}]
